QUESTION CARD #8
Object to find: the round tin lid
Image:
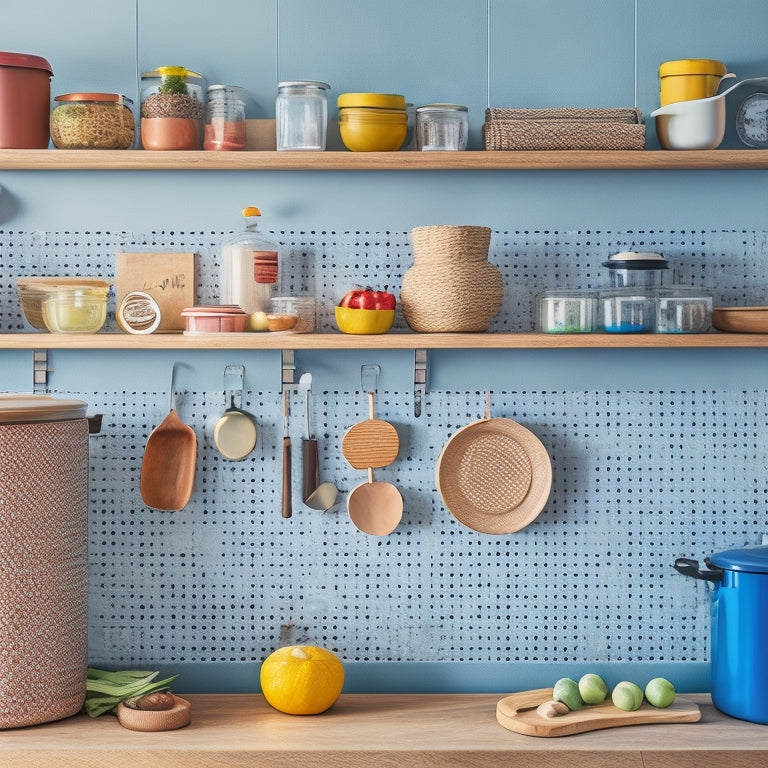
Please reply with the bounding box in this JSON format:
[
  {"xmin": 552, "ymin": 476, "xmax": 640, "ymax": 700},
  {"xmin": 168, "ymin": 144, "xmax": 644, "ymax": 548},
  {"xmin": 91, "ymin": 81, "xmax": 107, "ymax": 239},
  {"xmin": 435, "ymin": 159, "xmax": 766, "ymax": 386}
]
[
  {"xmin": 0, "ymin": 51, "xmax": 53, "ymax": 75},
  {"xmin": 55, "ymin": 92, "xmax": 132, "ymax": 104},
  {"xmin": 0, "ymin": 394, "xmax": 87, "ymax": 423},
  {"xmin": 603, "ymin": 251, "xmax": 669, "ymax": 270},
  {"xmin": 708, "ymin": 544, "xmax": 768, "ymax": 574},
  {"xmin": 116, "ymin": 291, "xmax": 161, "ymax": 335},
  {"xmin": 416, "ymin": 103, "xmax": 468, "ymax": 112}
]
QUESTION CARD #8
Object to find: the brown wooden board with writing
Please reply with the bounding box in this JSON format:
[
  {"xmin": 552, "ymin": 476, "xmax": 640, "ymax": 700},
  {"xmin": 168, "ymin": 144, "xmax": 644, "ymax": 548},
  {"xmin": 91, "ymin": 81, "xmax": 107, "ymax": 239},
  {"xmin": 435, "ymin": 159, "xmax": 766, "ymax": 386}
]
[{"xmin": 115, "ymin": 252, "xmax": 195, "ymax": 332}]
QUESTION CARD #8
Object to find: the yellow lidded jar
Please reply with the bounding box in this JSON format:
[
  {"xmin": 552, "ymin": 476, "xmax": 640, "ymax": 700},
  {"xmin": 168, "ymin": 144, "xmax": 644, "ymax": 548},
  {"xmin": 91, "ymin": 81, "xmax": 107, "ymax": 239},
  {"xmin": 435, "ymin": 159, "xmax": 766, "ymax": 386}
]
[{"xmin": 658, "ymin": 59, "xmax": 728, "ymax": 106}]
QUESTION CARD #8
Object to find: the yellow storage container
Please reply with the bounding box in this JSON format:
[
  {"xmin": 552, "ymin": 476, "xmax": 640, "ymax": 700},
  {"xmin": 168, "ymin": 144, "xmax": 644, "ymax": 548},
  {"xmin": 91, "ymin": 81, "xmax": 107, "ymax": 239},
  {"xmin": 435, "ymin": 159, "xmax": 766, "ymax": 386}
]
[{"xmin": 658, "ymin": 59, "xmax": 729, "ymax": 106}]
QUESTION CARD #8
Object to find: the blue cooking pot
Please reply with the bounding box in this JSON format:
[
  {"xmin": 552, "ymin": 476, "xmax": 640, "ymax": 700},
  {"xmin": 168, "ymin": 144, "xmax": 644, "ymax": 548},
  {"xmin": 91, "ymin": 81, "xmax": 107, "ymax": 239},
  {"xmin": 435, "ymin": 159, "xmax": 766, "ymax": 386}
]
[{"xmin": 675, "ymin": 545, "xmax": 768, "ymax": 725}]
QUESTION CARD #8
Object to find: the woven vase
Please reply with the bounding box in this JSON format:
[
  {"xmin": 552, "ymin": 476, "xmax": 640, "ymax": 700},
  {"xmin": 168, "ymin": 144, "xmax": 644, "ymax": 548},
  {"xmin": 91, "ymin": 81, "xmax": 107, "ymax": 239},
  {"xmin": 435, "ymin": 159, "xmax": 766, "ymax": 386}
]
[{"xmin": 401, "ymin": 225, "xmax": 504, "ymax": 332}]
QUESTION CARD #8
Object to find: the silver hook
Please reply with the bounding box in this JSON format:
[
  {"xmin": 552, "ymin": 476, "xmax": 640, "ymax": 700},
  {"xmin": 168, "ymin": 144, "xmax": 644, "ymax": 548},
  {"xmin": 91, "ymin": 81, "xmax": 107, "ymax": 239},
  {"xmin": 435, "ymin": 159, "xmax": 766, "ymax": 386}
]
[{"xmin": 169, "ymin": 362, "xmax": 180, "ymax": 411}]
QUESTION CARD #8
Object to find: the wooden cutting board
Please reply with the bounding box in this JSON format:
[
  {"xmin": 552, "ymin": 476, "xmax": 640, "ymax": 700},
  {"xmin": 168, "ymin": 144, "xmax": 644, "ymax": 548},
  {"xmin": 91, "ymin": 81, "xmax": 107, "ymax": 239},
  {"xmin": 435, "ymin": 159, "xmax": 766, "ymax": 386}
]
[{"xmin": 496, "ymin": 687, "xmax": 701, "ymax": 737}]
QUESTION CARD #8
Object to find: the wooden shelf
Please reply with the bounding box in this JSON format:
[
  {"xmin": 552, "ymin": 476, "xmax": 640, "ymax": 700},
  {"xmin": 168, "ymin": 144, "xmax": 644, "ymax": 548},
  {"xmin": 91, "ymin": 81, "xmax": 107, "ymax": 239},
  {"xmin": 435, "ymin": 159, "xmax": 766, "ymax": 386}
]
[
  {"xmin": 2, "ymin": 331, "xmax": 768, "ymax": 350},
  {"xmin": 4, "ymin": 148, "xmax": 768, "ymax": 171},
  {"xmin": 1, "ymin": 693, "xmax": 766, "ymax": 768}
]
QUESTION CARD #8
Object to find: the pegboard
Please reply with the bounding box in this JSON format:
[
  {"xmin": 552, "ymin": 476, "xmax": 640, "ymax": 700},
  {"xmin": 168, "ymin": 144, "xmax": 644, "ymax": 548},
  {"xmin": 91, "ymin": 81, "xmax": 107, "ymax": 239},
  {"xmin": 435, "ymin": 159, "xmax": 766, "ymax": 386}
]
[{"xmin": 1, "ymin": 228, "xmax": 767, "ymax": 676}]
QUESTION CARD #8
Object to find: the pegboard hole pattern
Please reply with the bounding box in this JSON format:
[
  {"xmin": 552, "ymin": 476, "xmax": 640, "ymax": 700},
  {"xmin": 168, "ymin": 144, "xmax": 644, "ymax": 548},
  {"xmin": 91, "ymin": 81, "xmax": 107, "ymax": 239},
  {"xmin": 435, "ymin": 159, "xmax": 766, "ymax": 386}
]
[
  {"xmin": 1, "ymin": 227, "xmax": 766, "ymax": 332},
  {"xmin": 1, "ymin": 229, "xmax": 766, "ymax": 670}
]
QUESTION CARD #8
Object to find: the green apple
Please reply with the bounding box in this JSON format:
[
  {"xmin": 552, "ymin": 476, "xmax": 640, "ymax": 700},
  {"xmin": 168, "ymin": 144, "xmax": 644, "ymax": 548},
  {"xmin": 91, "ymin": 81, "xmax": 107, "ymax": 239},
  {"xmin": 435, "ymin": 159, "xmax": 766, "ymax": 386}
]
[
  {"xmin": 553, "ymin": 677, "xmax": 584, "ymax": 711},
  {"xmin": 247, "ymin": 311, "xmax": 269, "ymax": 332},
  {"xmin": 578, "ymin": 673, "xmax": 608, "ymax": 705},
  {"xmin": 612, "ymin": 680, "xmax": 643, "ymax": 711},
  {"xmin": 644, "ymin": 677, "xmax": 676, "ymax": 708}
]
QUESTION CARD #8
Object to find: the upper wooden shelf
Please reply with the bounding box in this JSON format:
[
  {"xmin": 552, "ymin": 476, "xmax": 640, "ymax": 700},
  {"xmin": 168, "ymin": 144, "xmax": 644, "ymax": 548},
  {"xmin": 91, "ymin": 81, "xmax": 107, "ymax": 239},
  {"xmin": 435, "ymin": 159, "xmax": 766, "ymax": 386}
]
[
  {"xmin": 3, "ymin": 331, "xmax": 768, "ymax": 350},
  {"xmin": 3, "ymin": 149, "xmax": 768, "ymax": 171}
]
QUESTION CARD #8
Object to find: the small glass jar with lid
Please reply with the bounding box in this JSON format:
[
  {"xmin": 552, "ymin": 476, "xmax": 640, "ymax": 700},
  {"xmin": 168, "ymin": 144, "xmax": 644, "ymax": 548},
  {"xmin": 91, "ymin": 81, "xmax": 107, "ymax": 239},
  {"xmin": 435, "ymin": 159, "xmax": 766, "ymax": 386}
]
[
  {"xmin": 204, "ymin": 84, "xmax": 246, "ymax": 151},
  {"xmin": 276, "ymin": 80, "xmax": 330, "ymax": 150},
  {"xmin": 416, "ymin": 103, "xmax": 469, "ymax": 150},
  {"xmin": 603, "ymin": 251, "xmax": 669, "ymax": 288},
  {"xmin": 50, "ymin": 93, "xmax": 134, "ymax": 149},
  {"xmin": 140, "ymin": 66, "xmax": 206, "ymax": 150}
]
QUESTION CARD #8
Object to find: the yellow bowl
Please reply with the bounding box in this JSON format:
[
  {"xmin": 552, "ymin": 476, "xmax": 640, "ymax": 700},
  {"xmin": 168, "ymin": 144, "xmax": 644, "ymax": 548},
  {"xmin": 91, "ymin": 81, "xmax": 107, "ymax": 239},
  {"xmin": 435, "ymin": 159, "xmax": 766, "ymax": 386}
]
[
  {"xmin": 339, "ymin": 110, "xmax": 407, "ymax": 151},
  {"xmin": 335, "ymin": 306, "xmax": 395, "ymax": 334}
]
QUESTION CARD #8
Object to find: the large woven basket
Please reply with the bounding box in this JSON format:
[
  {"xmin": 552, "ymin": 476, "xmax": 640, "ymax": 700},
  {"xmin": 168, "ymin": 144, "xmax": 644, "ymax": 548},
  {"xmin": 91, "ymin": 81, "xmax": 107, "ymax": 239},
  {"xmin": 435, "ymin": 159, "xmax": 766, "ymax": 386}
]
[
  {"xmin": 0, "ymin": 410, "xmax": 88, "ymax": 728},
  {"xmin": 401, "ymin": 225, "xmax": 504, "ymax": 333},
  {"xmin": 483, "ymin": 106, "xmax": 645, "ymax": 151}
]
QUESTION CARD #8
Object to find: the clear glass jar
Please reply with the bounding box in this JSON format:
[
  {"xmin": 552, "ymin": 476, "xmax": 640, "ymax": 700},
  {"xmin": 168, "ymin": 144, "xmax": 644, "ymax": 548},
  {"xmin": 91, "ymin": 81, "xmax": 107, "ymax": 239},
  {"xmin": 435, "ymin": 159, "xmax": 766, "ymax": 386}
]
[
  {"xmin": 276, "ymin": 80, "xmax": 329, "ymax": 150},
  {"xmin": 50, "ymin": 93, "xmax": 134, "ymax": 149},
  {"xmin": 204, "ymin": 84, "xmax": 246, "ymax": 151},
  {"xmin": 601, "ymin": 290, "xmax": 653, "ymax": 333},
  {"xmin": 220, "ymin": 207, "xmax": 280, "ymax": 314},
  {"xmin": 539, "ymin": 289, "xmax": 597, "ymax": 333},
  {"xmin": 140, "ymin": 66, "xmax": 206, "ymax": 150},
  {"xmin": 655, "ymin": 288, "xmax": 712, "ymax": 333},
  {"xmin": 416, "ymin": 103, "xmax": 469, "ymax": 150}
]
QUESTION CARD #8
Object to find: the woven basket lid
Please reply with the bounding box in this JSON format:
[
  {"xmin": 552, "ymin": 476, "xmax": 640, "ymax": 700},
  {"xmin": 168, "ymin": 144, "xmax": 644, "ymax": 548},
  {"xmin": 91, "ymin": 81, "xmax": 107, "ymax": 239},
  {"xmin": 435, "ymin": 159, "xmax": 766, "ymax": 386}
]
[
  {"xmin": 436, "ymin": 418, "xmax": 552, "ymax": 534},
  {"xmin": 0, "ymin": 394, "xmax": 87, "ymax": 423}
]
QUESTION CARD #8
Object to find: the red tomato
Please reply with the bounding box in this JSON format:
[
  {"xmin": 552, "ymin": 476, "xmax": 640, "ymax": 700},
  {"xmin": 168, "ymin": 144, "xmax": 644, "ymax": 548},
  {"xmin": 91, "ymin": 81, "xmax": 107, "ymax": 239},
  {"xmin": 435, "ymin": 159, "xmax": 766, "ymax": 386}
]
[{"xmin": 339, "ymin": 288, "xmax": 396, "ymax": 310}]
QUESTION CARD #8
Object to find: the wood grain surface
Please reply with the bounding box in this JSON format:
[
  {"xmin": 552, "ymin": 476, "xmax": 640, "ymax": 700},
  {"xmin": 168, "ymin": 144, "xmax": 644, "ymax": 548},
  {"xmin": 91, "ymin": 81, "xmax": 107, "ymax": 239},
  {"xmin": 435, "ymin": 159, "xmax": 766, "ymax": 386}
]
[
  {"xmin": 1, "ymin": 693, "xmax": 767, "ymax": 768},
  {"xmin": 496, "ymin": 687, "xmax": 701, "ymax": 737}
]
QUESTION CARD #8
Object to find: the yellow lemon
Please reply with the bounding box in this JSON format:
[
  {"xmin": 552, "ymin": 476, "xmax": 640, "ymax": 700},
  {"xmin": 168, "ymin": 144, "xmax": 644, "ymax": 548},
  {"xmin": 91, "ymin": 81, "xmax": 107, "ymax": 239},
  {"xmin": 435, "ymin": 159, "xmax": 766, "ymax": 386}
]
[
  {"xmin": 260, "ymin": 645, "xmax": 345, "ymax": 715},
  {"xmin": 335, "ymin": 306, "xmax": 394, "ymax": 334},
  {"xmin": 247, "ymin": 311, "xmax": 269, "ymax": 332}
]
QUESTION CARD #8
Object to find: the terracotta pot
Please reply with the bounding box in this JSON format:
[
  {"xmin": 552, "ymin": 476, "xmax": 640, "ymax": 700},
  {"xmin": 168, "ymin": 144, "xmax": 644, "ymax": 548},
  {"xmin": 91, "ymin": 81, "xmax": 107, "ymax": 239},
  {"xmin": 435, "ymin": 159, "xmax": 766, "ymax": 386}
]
[
  {"xmin": 141, "ymin": 117, "xmax": 201, "ymax": 150},
  {"xmin": 400, "ymin": 225, "xmax": 504, "ymax": 332}
]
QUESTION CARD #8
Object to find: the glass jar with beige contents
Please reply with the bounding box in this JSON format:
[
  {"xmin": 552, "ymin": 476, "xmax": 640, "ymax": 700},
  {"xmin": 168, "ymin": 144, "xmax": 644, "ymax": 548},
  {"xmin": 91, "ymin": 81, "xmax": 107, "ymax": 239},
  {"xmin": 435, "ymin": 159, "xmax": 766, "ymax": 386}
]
[{"xmin": 50, "ymin": 93, "xmax": 134, "ymax": 149}]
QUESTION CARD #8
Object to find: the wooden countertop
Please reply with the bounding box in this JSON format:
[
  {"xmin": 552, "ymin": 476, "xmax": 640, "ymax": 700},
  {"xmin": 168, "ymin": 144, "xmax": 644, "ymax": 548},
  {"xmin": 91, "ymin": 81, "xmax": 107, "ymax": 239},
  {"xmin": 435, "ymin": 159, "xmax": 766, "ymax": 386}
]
[{"xmin": 1, "ymin": 693, "xmax": 766, "ymax": 768}]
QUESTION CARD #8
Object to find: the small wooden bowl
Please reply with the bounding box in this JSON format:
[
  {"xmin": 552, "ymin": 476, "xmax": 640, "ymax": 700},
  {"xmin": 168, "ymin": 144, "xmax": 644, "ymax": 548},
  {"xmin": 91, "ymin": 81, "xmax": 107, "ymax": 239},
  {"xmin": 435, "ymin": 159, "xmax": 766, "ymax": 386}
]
[
  {"xmin": 712, "ymin": 306, "xmax": 768, "ymax": 333},
  {"xmin": 116, "ymin": 695, "xmax": 191, "ymax": 731}
]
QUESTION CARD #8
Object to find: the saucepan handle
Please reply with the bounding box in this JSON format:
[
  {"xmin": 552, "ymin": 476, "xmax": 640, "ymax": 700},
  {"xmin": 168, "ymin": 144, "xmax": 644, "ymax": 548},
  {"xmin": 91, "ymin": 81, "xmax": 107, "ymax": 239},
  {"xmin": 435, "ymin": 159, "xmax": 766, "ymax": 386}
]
[{"xmin": 674, "ymin": 557, "xmax": 723, "ymax": 582}]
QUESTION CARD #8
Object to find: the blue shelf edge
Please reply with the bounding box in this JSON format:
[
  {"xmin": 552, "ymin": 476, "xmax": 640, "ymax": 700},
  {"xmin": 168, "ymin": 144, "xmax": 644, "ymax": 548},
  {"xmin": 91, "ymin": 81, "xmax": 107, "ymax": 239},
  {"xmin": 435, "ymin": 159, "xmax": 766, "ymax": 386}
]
[{"xmin": 159, "ymin": 661, "xmax": 710, "ymax": 695}]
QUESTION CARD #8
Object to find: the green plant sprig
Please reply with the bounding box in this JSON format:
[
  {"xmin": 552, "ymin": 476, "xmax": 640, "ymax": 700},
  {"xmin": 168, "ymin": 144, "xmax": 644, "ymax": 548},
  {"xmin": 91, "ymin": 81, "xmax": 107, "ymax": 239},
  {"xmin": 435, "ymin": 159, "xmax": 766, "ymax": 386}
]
[{"xmin": 85, "ymin": 668, "xmax": 178, "ymax": 718}]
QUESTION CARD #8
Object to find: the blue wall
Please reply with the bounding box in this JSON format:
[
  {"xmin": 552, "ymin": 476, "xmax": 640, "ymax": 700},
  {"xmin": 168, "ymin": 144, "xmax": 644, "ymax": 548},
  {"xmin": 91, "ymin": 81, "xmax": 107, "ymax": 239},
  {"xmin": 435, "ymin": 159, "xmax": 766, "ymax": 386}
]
[{"xmin": 1, "ymin": 0, "xmax": 768, "ymax": 695}]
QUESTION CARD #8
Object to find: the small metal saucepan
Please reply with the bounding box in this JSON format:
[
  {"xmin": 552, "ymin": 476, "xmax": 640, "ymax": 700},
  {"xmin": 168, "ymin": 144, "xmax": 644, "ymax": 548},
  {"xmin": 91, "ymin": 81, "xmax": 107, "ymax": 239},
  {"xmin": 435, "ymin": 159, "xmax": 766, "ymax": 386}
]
[{"xmin": 213, "ymin": 395, "xmax": 258, "ymax": 461}]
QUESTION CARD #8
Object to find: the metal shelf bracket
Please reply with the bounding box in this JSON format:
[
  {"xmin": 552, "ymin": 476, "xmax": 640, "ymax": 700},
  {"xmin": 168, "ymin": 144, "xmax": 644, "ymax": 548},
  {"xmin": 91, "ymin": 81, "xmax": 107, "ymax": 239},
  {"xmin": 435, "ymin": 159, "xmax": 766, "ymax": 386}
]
[{"xmin": 414, "ymin": 348, "xmax": 428, "ymax": 417}]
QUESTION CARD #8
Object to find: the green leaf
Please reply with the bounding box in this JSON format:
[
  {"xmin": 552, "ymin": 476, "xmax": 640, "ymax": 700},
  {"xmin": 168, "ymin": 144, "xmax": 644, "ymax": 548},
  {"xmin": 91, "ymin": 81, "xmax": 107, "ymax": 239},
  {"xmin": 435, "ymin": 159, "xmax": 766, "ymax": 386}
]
[{"xmin": 84, "ymin": 668, "xmax": 178, "ymax": 718}]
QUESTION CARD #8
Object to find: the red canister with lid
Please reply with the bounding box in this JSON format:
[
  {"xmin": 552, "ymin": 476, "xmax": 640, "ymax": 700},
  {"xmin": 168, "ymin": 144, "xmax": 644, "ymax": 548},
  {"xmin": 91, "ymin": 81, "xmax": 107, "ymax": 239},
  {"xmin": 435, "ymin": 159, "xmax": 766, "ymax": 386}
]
[{"xmin": 0, "ymin": 52, "xmax": 53, "ymax": 148}]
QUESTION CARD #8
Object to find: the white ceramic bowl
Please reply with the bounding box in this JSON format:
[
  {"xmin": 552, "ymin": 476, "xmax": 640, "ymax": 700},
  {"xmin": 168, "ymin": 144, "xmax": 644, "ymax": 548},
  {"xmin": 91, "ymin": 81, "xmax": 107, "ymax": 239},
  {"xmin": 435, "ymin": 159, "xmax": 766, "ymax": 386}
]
[{"xmin": 652, "ymin": 96, "xmax": 725, "ymax": 150}]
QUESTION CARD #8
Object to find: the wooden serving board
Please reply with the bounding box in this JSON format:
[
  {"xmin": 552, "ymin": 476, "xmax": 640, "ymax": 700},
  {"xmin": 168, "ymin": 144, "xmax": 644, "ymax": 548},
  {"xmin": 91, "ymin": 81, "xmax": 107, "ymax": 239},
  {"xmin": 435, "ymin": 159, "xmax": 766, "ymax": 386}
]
[{"xmin": 496, "ymin": 687, "xmax": 701, "ymax": 737}]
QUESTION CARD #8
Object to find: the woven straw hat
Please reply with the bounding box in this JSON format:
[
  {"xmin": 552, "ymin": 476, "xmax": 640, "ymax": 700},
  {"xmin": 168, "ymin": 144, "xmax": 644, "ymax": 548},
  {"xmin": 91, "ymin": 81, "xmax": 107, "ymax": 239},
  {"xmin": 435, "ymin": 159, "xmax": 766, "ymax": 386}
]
[{"xmin": 436, "ymin": 418, "xmax": 552, "ymax": 534}]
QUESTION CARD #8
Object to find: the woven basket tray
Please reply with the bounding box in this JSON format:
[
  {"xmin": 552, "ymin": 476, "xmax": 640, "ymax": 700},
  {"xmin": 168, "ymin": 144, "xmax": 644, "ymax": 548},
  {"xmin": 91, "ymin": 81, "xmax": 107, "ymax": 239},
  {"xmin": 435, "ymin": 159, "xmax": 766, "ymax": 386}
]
[{"xmin": 483, "ymin": 107, "xmax": 645, "ymax": 151}]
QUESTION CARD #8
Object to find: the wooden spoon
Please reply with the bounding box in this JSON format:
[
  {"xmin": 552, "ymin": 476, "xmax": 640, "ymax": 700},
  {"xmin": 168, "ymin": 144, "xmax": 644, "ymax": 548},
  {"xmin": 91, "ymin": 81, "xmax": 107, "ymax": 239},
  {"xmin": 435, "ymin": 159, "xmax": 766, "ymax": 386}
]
[
  {"xmin": 140, "ymin": 365, "xmax": 197, "ymax": 511},
  {"xmin": 341, "ymin": 391, "xmax": 399, "ymax": 470}
]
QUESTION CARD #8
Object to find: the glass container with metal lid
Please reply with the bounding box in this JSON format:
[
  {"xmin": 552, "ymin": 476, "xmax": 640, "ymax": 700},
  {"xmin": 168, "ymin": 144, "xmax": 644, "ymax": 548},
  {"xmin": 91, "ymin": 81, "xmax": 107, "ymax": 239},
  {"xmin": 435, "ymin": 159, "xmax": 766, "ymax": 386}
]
[
  {"xmin": 276, "ymin": 80, "xmax": 330, "ymax": 150},
  {"xmin": 603, "ymin": 251, "xmax": 669, "ymax": 288},
  {"xmin": 416, "ymin": 103, "xmax": 469, "ymax": 151}
]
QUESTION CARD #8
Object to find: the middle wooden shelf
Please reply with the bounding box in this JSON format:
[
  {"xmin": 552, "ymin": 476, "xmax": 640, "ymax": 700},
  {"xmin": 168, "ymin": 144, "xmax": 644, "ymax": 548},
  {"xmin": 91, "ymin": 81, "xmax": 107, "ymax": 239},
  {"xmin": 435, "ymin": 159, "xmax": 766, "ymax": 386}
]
[{"xmin": 2, "ymin": 332, "xmax": 768, "ymax": 351}]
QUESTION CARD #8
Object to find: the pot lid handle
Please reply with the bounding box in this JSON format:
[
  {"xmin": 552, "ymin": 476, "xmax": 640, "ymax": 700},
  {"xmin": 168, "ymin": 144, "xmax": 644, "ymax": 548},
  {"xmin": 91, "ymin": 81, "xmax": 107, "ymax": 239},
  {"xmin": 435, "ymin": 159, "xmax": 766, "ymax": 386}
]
[{"xmin": 674, "ymin": 557, "xmax": 723, "ymax": 582}]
